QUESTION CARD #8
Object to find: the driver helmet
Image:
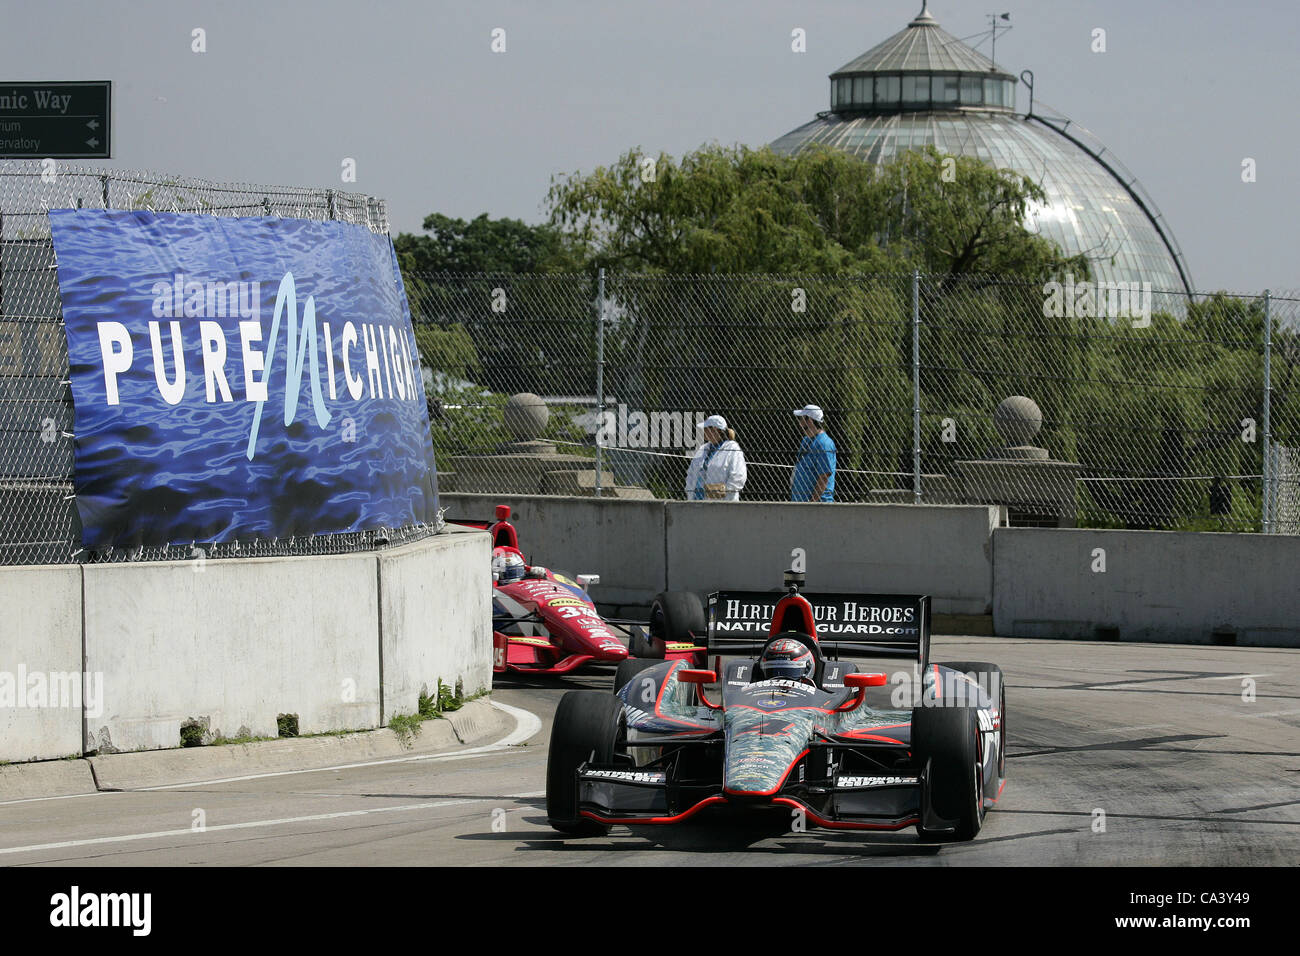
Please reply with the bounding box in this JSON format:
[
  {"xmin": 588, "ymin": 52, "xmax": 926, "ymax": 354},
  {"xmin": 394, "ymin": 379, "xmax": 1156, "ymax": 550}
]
[
  {"xmin": 760, "ymin": 637, "xmax": 815, "ymax": 684},
  {"xmin": 492, "ymin": 547, "xmax": 526, "ymax": 583}
]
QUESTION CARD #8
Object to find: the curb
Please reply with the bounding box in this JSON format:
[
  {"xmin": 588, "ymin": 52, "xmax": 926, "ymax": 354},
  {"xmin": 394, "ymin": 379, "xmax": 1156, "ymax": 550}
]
[
  {"xmin": 0, "ymin": 698, "xmax": 512, "ymax": 798},
  {"xmin": 0, "ymin": 759, "xmax": 98, "ymax": 801}
]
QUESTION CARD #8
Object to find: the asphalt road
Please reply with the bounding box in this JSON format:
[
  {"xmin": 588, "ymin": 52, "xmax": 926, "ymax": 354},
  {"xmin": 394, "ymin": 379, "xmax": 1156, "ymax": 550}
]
[{"xmin": 1, "ymin": 636, "xmax": 1297, "ymax": 866}]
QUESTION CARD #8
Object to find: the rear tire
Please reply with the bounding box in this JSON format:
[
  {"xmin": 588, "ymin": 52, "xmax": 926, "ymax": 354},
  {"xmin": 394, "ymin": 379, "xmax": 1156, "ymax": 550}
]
[
  {"xmin": 546, "ymin": 691, "xmax": 624, "ymax": 835},
  {"xmin": 647, "ymin": 591, "xmax": 706, "ymax": 658},
  {"xmin": 913, "ymin": 703, "xmax": 984, "ymax": 842}
]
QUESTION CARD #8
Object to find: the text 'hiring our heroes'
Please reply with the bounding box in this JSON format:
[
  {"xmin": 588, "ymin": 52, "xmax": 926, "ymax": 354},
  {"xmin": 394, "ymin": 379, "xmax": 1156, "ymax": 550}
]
[{"xmin": 93, "ymin": 272, "xmax": 422, "ymax": 411}]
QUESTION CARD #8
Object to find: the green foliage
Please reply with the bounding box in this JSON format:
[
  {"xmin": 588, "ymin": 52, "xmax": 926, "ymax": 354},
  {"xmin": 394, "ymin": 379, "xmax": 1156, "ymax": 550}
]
[
  {"xmin": 393, "ymin": 143, "xmax": 1283, "ymax": 529},
  {"xmin": 394, "ymin": 212, "xmax": 585, "ymax": 274},
  {"xmin": 545, "ymin": 144, "xmax": 1084, "ymax": 278}
]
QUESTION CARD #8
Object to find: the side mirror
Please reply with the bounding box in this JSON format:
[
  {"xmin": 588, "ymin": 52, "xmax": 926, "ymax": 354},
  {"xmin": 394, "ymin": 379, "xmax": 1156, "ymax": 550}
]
[
  {"xmin": 578, "ymin": 573, "xmax": 600, "ymax": 590},
  {"xmin": 495, "ymin": 505, "xmax": 511, "ymax": 520},
  {"xmin": 834, "ymin": 672, "xmax": 887, "ymax": 713},
  {"xmin": 677, "ymin": 669, "xmax": 716, "ymax": 684},
  {"xmin": 678, "ymin": 669, "xmax": 720, "ymax": 710},
  {"xmin": 844, "ymin": 672, "xmax": 888, "ymax": 689}
]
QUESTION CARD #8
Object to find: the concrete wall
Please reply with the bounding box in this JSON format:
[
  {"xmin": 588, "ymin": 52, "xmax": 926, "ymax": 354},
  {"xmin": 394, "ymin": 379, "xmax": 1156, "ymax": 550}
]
[
  {"xmin": 442, "ymin": 494, "xmax": 999, "ymax": 615},
  {"xmin": 84, "ymin": 552, "xmax": 382, "ymax": 753},
  {"xmin": 994, "ymin": 528, "xmax": 1300, "ymax": 646},
  {"xmin": 0, "ymin": 565, "xmax": 83, "ymax": 762},
  {"xmin": 0, "ymin": 531, "xmax": 490, "ymax": 761},
  {"xmin": 665, "ymin": 501, "xmax": 999, "ymax": 615},
  {"xmin": 440, "ymin": 493, "xmax": 668, "ymax": 606},
  {"xmin": 378, "ymin": 527, "xmax": 492, "ymax": 722}
]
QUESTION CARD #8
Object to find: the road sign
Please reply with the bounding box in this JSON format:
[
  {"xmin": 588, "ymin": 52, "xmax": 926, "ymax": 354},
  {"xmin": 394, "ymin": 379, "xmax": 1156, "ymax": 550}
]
[{"xmin": 0, "ymin": 82, "xmax": 111, "ymax": 159}]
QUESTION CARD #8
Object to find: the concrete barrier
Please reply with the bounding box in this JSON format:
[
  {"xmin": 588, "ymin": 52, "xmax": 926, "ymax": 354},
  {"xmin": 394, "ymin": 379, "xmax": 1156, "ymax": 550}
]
[
  {"xmin": 994, "ymin": 528, "xmax": 1300, "ymax": 646},
  {"xmin": 3, "ymin": 532, "xmax": 492, "ymax": 763},
  {"xmin": 378, "ymin": 527, "xmax": 492, "ymax": 723},
  {"xmin": 666, "ymin": 501, "xmax": 999, "ymax": 615},
  {"xmin": 442, "ymin": 494, "xmax": 999, "ymax": 614},
  {"xmin": 84, "ymin": 552, "xmax": 382, "ymax": 753},
  {"xmin": 440, "ymin": 493, "xmax": 668, "ymax": 606},
  {"xmin": 0, "ymin": 565, "xmax": 84, "ymax": 762}
]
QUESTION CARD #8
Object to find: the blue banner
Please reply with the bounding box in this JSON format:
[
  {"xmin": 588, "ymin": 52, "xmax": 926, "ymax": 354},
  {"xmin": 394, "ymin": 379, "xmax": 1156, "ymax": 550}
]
[{"xmin": 49, "ymin": 210, "xmax": 437, "ymax": 550}]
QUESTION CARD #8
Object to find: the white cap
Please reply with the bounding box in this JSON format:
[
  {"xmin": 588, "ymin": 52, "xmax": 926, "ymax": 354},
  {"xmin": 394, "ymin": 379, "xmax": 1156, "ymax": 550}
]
[
  {"xmin": 698, "ymin": 414, "xmax": 728, "ymax": 430},
  {"xmin": 793, "ymin": 404, "xmax": 824, "ymax": 422}
]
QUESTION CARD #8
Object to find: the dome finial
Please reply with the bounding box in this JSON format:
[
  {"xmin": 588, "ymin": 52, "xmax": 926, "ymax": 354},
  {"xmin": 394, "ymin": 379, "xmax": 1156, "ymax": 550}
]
[{"xmin": 911, "ymin": 1, "xmax": 938, "ymax": 26}]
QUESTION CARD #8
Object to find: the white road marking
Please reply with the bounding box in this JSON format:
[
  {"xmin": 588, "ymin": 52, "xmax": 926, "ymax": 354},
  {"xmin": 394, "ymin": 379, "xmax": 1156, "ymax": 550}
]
[
  {"xmin": 1239, "ymin": 709, "xmax": 1300, "ymax": 719},
  {"xmin": 0, "ymin": 700, "xmax": 544, "ymax": 804},
  {"xmin": 0, "ymin": 788, "xmax": 548, "ymax": 857},
  {"xmin": 1205, "ymin": 674, "xmax": 1273, "ymax": 681}
]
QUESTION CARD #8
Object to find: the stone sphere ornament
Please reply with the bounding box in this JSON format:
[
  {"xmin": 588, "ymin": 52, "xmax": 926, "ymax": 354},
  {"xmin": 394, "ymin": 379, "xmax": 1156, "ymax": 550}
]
[
  {"xmin": 504, "ymin": 392, "xmax": 549, "ymax": 441},
  {"xmin": 994, "ymin": 395, "xmax": 1043, "ymax": 447}
]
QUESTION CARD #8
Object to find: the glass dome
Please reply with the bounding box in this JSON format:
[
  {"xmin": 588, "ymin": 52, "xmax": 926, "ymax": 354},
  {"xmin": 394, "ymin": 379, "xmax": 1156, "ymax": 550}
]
[{"xmin": 769, "ymin": 2, "xmax": 1193, "ymax": 294}]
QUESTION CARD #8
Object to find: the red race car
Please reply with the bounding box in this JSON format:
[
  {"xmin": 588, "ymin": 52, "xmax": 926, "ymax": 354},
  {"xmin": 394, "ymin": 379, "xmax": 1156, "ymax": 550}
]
[{"xmin": 450, "ymin": 506, "xmax": 700, "ymax": 676}]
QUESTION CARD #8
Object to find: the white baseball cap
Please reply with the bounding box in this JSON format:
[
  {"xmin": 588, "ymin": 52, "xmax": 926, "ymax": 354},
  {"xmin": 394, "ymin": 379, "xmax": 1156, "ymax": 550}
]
[
  {"xmin": 793, "ymin": 404, "xmax": 824, "ymax": 422},
  {"xmin": 698, "ymin": 414, "xmax": 728, "ymax": 430}
]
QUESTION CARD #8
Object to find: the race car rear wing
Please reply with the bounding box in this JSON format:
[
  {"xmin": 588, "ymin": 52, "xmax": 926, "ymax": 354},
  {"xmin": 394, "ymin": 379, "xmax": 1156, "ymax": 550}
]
[
  {"xmin": 706, "ymin": 591, "xmax": 930, "ymax": 672},
  {"xmin": 444, "ymin": 505, "xmax": 519, "ymax": 550}
]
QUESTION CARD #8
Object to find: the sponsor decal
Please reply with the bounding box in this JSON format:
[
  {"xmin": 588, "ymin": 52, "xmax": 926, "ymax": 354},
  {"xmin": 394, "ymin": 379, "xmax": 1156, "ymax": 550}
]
[
  {"xmin": 583, "ymin": 769, "xmax": 666, "ymax": 784},
  {"xmin": 749, "ymin": 679, "xmax": 814, "ymax": 691},
  {"xmin": 546, "ymin": 597, "xmax": 587, "ymax": 608},
  {"xmin": 714, "ymin": 621, "xmax": 918, "ymax": 637},
  {"xmin": 49, "ymin": 211, "xmax": 436, "ymax": 550},
  {"xmin": 836, "ymin": 775, "xmax": 919, "ymax": 788}
]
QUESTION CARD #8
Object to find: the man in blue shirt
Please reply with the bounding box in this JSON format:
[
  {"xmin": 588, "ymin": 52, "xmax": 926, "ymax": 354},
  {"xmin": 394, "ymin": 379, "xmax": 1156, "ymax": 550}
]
[{"xmin": 791, "ymin": 404, "xmax": 836, "ymax": 502}]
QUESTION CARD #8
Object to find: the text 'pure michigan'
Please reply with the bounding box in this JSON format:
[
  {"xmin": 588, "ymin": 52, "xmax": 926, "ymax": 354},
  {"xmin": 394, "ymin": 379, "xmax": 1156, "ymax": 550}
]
[{"xmin": 93, "ymin": 272, "xmax": 422, "ymax": 459}]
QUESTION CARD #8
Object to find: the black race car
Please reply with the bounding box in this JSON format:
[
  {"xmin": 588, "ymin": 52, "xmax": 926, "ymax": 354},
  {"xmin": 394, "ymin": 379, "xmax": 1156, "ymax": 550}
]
[{"xmin": 546, "ymin": 571, "xmax": 1006, "ymax": 842}]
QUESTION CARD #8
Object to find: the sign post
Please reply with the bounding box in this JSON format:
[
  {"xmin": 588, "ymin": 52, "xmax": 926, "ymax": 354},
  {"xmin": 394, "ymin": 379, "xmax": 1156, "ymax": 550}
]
[{"xmin": 0, "ymin": 82, "xmax": 111, "ymax": 159}]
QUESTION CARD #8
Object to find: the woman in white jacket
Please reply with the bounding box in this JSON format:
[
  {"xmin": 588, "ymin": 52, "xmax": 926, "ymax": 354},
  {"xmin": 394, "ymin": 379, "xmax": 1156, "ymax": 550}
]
[{"xmin": 685, "ymin": 415, "xmax": 747, "ymax": 501}]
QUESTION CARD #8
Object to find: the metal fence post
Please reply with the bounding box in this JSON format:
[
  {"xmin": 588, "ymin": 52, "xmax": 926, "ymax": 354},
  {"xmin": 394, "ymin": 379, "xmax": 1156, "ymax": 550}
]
[
  {"xmin": 595, "ymin": 267, "xmax": 606, "ymax": 498},
  {"xmin": 100, "ymin": 174, "xmax": 110, "ymax": 209},
  {"xmin": 912, "ymin": 270, "xmax": 921, "ymax": 504},
  {"xmin": 1263, "ymin": 289, "xmax": 1273, "ymax": 533}
]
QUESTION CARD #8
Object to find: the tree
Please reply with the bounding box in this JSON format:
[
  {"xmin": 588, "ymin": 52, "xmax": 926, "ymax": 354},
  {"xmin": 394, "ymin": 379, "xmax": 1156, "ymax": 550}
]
[
  {"xmin": 393, "ymin": 212, "xmax": 585, "ymax": 275},
  {"xmin": 545, "ymin": 144, "xmax": 1087, "ymax": 279}
]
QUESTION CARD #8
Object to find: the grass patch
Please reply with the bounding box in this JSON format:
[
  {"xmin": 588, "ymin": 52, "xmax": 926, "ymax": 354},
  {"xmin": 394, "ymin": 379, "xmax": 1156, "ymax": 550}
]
[
  {"xmin": 388, "ymin": 679, "xmax": 490, "ymax": 737},
  {"xmin": 208, "ymin": 733, "xmax": 277, "ymax": 747},
  {"xmin": 387, "ymin": 711, "xmax": 424, "ymax": 738}
]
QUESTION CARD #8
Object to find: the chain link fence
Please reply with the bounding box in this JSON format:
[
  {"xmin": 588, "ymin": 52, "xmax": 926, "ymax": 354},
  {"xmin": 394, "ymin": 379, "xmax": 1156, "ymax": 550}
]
[
  {"xmin": 410, "ymin": 271, "xmax": 1300, "ymax": 534},
  {"xmin": 0, "ymin": 161, "xmax": 432, "ymax": 566},
  {"xmin": 4, "ymin": 157, "xmax": 1297, "ymax": 567}
]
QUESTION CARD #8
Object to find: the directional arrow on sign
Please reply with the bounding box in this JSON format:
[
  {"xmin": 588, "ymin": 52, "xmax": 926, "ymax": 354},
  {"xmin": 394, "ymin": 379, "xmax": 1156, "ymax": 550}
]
[{"xmin": 0, "ymin": 81, "xmax": 111, "ymax": 158}]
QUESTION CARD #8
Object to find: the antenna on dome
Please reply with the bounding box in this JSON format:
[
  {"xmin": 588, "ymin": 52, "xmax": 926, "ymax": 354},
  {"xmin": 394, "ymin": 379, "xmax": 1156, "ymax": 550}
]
[{"xmin": 988, "ymin": 12, "xmax": 1012, "ymax": 67}]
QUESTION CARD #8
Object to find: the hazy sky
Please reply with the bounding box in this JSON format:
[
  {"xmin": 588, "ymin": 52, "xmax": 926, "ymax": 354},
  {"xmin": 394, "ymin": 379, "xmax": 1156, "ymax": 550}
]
[{"xmin": 3, "ymin": 0, "xmax": 1297, "ymax": 294}]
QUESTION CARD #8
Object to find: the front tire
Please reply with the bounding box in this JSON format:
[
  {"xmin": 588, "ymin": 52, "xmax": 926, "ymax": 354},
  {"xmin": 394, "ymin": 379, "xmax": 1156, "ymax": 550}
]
[
  {"xmin": 546, "ymin": 691, "xmax": 624, "ymax": 835},
  {"xmin": 939, "ymin": 661, "xmax": 1005, "ymax": 779},
  {"xmin": 646, "ymin": 591, "xmax": 706, "ymax": 657},
  {"xmin": 913, "ymin": 703, "xmax": 984, "ymax": 842}
]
